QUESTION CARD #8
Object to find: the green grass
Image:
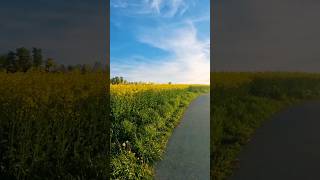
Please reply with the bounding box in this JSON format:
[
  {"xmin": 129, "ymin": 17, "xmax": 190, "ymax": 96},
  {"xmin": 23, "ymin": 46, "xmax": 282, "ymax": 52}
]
[
  {"xmin": 211, "ymin": 72, "xmax": 320, "ymax": 180},
  {"xmin": 0, "ymin": 72, "xmax": 108, "ymax": 179},
  {"xmin": 110, "ymin": 85, "xmax": 209, "ymax": 179}
]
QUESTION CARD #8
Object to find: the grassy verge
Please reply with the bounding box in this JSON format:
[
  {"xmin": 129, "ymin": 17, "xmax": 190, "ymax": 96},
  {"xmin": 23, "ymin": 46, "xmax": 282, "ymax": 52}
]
[
  {"xmin": 111, "ymin": 85, "xmax": 209, "ymax": 179},
  {"xmin": 0, "ymin": 72, "xmax": 108, "ymax": 179},
  {"xmin": 211, "ymin": 72, "xmax": 320, "ymax": 180}
]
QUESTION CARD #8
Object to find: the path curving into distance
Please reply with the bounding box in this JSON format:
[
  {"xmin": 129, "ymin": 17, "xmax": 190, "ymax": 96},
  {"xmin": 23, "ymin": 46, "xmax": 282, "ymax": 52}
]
[
  {"xmin": 155, "ymin": 94, "xmax": 210, "ymax": 180},
  {"xmin": 230, "ymin": 101, "xmax": 320, "ymax": 180}
]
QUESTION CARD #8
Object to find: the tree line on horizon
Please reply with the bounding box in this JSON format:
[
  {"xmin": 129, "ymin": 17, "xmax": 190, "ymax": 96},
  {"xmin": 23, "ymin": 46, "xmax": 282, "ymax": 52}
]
[
  {"xmin": 110, "ymin": 76, "xmax": 172, "ymax": 85},
  {"xmin": 110, "ymin": 76, "xmax": 152, "ymax": 84},
  {"xmin": 0, "ymin": 47, "xmax": 106, "ymax": 73}
]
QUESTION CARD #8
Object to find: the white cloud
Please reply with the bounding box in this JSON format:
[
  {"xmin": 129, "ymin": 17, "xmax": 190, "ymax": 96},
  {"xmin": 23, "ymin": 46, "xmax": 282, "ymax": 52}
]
[
  {"xmin": 148, "ymin": 0, "xmax": 162, "ymax": 14},
  {"xmin": 111, "ymin": 22, "xmax": 210, "ymax": 84},
  {"xmin": 165, "ymin": 0, "xmax": 189, "ymax": 17},
  {"xmin": 110, "ymin": 0, "xmax": 128, "ymax": 8},
  {"xmin": 111, "ymin": 0, "xmax": 190, "ymax": 17}
]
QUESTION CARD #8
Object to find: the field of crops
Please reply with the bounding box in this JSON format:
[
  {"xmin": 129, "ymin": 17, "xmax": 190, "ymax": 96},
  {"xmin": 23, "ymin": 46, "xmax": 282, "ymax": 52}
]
[
  {"xmin": 110, "ymin": 84, "xmax": 209, "ymax": 179},
  {"xmin": 211, "ymin": 72, "xmax": 320, "ymax": 180},
  {"xmin": 0, "ymin": 72, "xmax": 108, "ymax": 179}
]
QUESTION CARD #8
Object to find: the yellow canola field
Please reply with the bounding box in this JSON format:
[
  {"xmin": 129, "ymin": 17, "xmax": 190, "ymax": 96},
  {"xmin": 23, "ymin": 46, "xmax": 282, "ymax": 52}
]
[{"xmin": 111, "ymin": 84, "xmax": 190, "ymax": 95}]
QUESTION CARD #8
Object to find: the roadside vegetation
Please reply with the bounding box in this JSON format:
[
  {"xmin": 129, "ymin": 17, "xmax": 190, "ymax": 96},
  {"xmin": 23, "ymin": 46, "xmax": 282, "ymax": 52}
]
[
  {"xmin": 0, "ymin": 72, "xmax": 108, "ymax": 179},
  {"xmin": 211, "ymin": 72, "xmax": 320, "ymax": 180},
  {"xmin": 110, "ymin": 82, "xmax": 209, "ymax": 179},
  {"xmin": 0, "ymin": 48, "xmax": 108, "ymax": 179}
]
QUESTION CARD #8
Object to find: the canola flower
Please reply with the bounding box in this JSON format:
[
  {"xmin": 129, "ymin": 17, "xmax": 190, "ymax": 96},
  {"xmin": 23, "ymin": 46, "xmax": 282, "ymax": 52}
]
[
  {"xmin": 110, "ymin": 83, "xmax": 209, "ymax": 179},
  {"xmin": 111, "ymin": 84, "xmax": 190, "ymax": 96},
  {"xmin": 0, "ymin": 71, "xmax": 108, "ymax": 179}
]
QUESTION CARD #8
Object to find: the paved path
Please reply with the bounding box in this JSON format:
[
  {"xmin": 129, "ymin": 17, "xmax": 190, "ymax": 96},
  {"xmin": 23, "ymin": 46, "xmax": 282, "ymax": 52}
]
[
  {"xmin": 155, "ymin": 94, "xmax": 210, "ymax": 180},
  {"xmin": 230, "ymin": 101, "xmax": 320, "ymax": 180}
]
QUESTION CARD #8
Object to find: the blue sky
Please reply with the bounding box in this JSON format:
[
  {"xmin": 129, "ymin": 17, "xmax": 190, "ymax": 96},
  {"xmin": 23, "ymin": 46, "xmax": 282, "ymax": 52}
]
[{"xmin": 111, "ymin": 0, "xmax": 210, "ymax": 84}]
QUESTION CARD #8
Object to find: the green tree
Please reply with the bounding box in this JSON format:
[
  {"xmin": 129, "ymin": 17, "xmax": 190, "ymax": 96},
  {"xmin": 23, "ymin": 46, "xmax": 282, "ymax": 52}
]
[
  {"xmin": 6, "ymin": 51, "xmax": 17, "ymax": 72},
  {"xmin": 32, "ymin": 47, "xmax": 43, "ymax": 68},
  {"xmin": 45, "ymin": 58, "xmax": 56, "ymax": 72},
  {"xmin": 93, "ymin": 61, "xmax": 103, "ymax": 72},
  {"xmin": 81, "ymin": 64, "xmax": 92, "ymax": 74},
  {"xmin": 0, "ymin": 54, "xmax": 6, "ymax": 71},
  {"xmin": 119, "ymin": 77, "xmax": 123, "ymax": 83},
  {"xmin": 111, "ymin": 76, "xmax": 128, "ymax": 84},
  {"xmin": 16, "ymin": 47, "xmax": 32, "ymax": 72},
  {"xmin": 110, "ymin": 77, "xmax": 119, "ymax": 84},
  {"xmin": 67, "ymin": 65, "xmax": 74, "ymax": 72},
  {"xmin": 58, "ymin": 64, "xmax": 66, "ymax": 73},
  {"xmin": 69, "ymin": 64, "xmax": 82, "ymax": 73}
]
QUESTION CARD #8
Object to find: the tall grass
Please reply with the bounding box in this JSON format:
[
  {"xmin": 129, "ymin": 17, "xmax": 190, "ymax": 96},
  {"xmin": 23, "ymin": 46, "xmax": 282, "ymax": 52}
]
[
  {"xmin": 211, "ymin": 72, "xmax": 320, "ymax": 180},
  {"xmin": 0, "ymin": 72, "xmax": 108, "ymax": 179},
  {"xmin": 110, "ymin": 84, "xmax": 209, "ymax": 179}
]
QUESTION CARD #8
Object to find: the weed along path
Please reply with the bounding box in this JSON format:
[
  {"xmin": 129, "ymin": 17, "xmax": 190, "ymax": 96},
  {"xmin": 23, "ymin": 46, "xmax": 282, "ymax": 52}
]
[
  {"xmin": 230, "ymin": 101, "xmax": 320, "ymax": 180},
  {"xmin": 155, "ymin": 93, "xmax": 210, "ymax": 180}
]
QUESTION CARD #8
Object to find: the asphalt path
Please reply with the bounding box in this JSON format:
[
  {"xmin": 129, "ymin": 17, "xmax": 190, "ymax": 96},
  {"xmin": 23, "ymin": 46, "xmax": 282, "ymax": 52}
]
[
  {"xmin": 230, "ymin": 101, "xmax": 320, "ymax": 180},
  {"xmin": 155, "ymin": 94, "xmax": 210, "ymax": 180}
]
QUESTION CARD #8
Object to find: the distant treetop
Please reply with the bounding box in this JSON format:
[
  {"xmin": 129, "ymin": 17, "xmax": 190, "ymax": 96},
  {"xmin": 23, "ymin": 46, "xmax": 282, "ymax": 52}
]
[{"xmin": 0, "ymin": 47, "xmax": 106, "ymax": 73}]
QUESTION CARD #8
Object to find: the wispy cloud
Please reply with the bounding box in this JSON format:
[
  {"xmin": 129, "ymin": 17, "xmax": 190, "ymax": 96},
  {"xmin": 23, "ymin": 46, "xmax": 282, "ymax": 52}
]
[
  {"xmin": 111, "ymin": 0, "xmax": 128, "ymax": 8},
  {"xmin": 148, "ymin": 0, "xmax": 162, "ymax": 14},
  {"xmin": 111, "ymin": 22, "xmax": 210, "ymax": 84},
  {"xmin": 111, "ymin": 0, "xmax": 190, "ymax": 17}
]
